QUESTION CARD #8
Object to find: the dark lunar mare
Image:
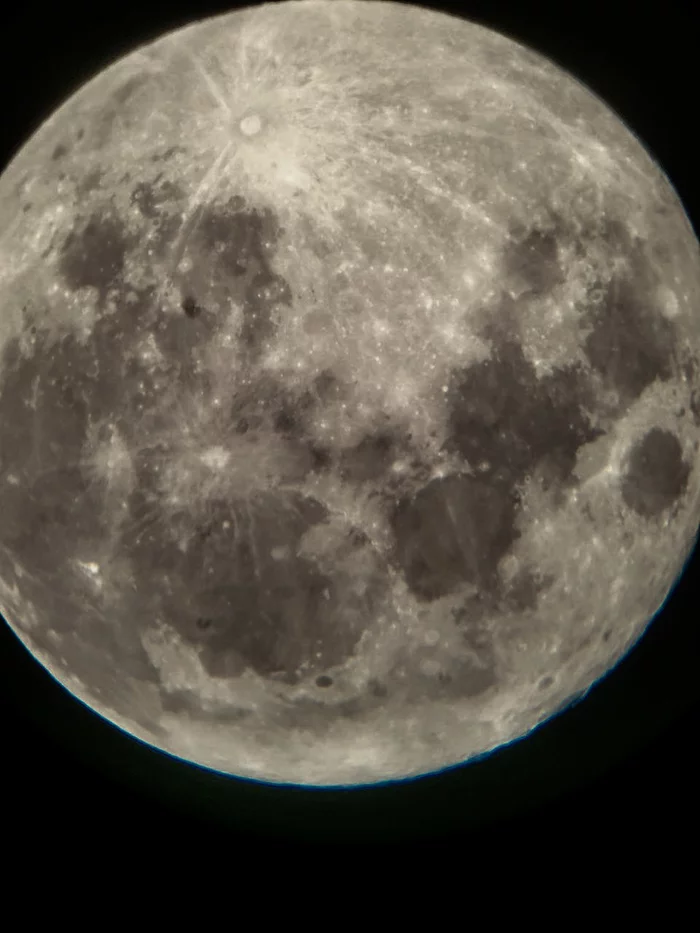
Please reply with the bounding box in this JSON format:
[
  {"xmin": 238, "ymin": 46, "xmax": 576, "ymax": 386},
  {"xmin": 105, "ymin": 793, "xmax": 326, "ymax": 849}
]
[
  {"xmin": 384, "ymin": 215, "xmax": 686, "ymax": 685},
  {"xmin": 620, "ymin": 427, "xmax": 690, "ymax": 518}
]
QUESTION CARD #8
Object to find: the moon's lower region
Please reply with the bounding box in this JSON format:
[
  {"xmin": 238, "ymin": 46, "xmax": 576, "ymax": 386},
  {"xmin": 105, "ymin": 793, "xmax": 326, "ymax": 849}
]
[{"xmin": 0, "ymin": 1, "xmax": 699, "ymax": 786}]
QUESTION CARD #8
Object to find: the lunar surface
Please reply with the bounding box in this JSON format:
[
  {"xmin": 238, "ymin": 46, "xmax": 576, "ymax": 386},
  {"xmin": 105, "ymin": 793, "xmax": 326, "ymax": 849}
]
[{"xmin": 0, "ymin": 0, "xmax": 699, "ymax": 786}]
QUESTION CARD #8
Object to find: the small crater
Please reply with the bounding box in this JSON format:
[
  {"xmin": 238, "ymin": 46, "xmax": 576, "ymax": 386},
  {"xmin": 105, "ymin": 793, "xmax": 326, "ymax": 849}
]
[
  {"xmin": 52, "ymin": 143, "xmax": 69, "ymax": 161},
  {"xmin": 349, "ymin": 527, "xmax": 369, "ymax": 548},
  {"xmin": 308, "ymin": 444, "xmax": 333, "ymax": 471},
  {"xmin": 315, "ymin": 674, "xmax": 333, "ymax": 688},
  {"xmin": 273, "ymin": 408, "xmax": 299, "ymax": 436},
  {"xmin": 539, "ymin": 675, "xmax": 554, "ymax": 689},
  {"xmin": 181, "ymin": 295, "xmax": 204, "ymax": 318}
]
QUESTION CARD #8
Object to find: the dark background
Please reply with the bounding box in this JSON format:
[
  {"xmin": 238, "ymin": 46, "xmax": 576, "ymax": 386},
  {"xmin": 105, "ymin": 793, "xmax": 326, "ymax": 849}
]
[{"xmin": 0, "ymin": 0, "xmax": 697, "ymax": 851}]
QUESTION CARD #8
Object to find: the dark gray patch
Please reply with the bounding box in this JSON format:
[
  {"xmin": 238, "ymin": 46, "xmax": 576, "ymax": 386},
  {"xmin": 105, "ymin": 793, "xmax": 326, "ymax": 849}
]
[
  {"xmin": 368, "ymin": 678, "xmax": 388, "ymax": 698},
  {"xmin": 154, "ymin": 303, "xmax": 219, "ymax": 391},
  {"xmin": 442, "ymin": 656, "xmax": 497, "ymax": 698},
  {"xmin": 272, "ymin": 405, "xmax": 301, "ymax": 436},
  {"xmin": 684, "ymin": 358, "xmax": 700, "ymax": 425},
  {"xmin": 235, "ymin": 417, "xmax": 250, "ymax": 434},
  {"xmin": 503, "ymin": 225, "xmax": 566, "ymax": 294},
  {"xmin": 0, "ymin": 332, "xmax": 95, "ymax": 480},
  {"xmin": 389, "ymin": 474, "xmax": 521, "ymax": 601},
  {"xmin": 197, "ymin": 197, "xmax": 272, "ymax": 275},
  {"xmin": 312, "ymin": 369, "xmax": 343, "ymax": 402},
  {"xmin": 340, "ymin": 430, "xmax": 398, "ymax": 483},
  {"xmin": 599, "ymin": 217, "xmax": 634, "ymax": 253},
  {"xmin": 539, "ymin": 675, "xmax": 554, "ymax": 689},
  {"xmin": 691, "ymin": 390, "xmax": 700, "ymax": 426},
  {"xmin": 76, "ymin": 169, "xmax": 105, "ymax": 196},
  {"xmin": 52, "ymin": 143, "xmax": 69, "ymax": 161},
  {"xmin": 230, "ymin": 374, "xmax": 297, "ymax": 435},
  {"xmin": 130, "ymin": 178, "xmax": 183, "ymax": 220},
  {"xmin": 348, "ymin": 527, "xmax": 370, "ymax": 548},
  {"xmin": 151, "ymin": 145, "xmax": 186, "ymax": 163},
  {"xmin": 308, "ymin": 444, "xmax": 334, "ymax": 472},
  {"xmin": 239, "ymin": 298, "xmax": 278, "ymax": 352},
  {"xmin": 503, "ymin": 567, "xmax": 554, "ymax": 612},
  {"xmin": 123, "ymin": 489, "xmax": 378, "ymax": 683},
  {"xmin": 190, "ymin": 198, "xmax": 291, "ymax": 358},
  {"xmin": 315, "ymin": 675, "xmax": 333, "ymax": 688},
  {"xmin": 445, "ymin": 336, "xmax": 603, "ymax": 489},
  {"xmin": 58, "ymin": 210, "xmax": 135, "ymax": 301},
  {"xmin": 582, "ymin": 272, "xmax": 676, "ymax": 404},
  {"xmin": 620, "ymin": 427, "xmax": 690, "ymax": 518},
  {"xmin": 112, "ymin": 75, "xmax": 147, "ymax": 106},
  {"xmin": 391, "ymin": 620, "xmax": 497, "ymax": 702},
  {"xmin": 181, "ymin": 294, "xmax": 205, "ymax": 319}
]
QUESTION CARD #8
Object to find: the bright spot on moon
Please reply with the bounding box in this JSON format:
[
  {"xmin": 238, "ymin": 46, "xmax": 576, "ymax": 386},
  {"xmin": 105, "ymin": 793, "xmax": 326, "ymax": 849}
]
[{"xmin": 240, "ymin": 113, "xmax": 262, "ymax": 136}]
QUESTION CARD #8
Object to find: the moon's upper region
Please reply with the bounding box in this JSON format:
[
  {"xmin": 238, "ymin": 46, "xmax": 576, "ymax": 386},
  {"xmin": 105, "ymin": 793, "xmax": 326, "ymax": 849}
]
[{"xmin": 0, "ymin": 0, "xmax": 699, "ymax": 786}]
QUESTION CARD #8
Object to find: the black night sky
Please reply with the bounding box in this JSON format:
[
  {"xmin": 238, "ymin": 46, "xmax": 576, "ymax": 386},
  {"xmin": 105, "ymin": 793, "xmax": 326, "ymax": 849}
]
[{"xmin": 0, "ymin": 0, "xmax": 697, "ymax": 854}]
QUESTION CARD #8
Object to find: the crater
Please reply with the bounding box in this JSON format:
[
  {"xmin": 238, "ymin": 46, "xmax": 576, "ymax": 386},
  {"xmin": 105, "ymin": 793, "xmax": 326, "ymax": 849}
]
[
  {"xmin": 620, "ymin": 427, "xmax": 690, "ymax": 518},
  {"xmin": 239, "ymin": 113, "xmax": 262, "ymax": 136}
]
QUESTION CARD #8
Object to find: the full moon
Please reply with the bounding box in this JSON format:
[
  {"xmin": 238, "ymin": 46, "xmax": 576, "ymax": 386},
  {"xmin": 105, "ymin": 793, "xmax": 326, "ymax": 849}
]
[{"xmin": 1, "ymin": 0, "xmax": 699, "ymax": 787}]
